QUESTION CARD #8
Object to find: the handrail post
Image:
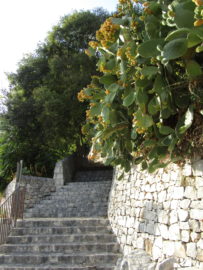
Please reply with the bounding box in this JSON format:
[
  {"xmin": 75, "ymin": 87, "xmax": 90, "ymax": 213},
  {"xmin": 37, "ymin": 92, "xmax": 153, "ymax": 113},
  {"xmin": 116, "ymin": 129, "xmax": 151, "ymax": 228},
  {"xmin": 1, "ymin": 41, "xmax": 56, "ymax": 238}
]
[{"xmin": 15, "ymin": 160, "xmax": 23, "ymax": 189}]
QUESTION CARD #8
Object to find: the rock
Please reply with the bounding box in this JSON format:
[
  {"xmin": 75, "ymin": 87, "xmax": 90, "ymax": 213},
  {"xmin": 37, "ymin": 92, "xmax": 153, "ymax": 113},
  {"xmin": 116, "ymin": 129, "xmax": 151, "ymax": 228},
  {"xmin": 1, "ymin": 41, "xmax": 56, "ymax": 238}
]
[
  {"xmin": 178, "ymin": 209, "xmax": 189, "ymax": 222},
  {"xmin": 145, "ymin": 239, "xmax": 153, "ymax": 255},
  {"xmin": 136, "ymin": 237, "xmax": 145, "ymax": 249},
  {"xmin": 190, "ymin": 209, "xmax": 203, "ymax": 220},
  {"xmin": 186, "ymin": 243, "xmax": 197, "ymax": 259},
  {"xmin": 158, "ymin": 210, "xmax": 169, "ymax": 224},
  {"xmin": 192, "ymin": 159, "xmax": 203, "ymax": 176},
  {"xmin": 197, "ymin": 239, "xmax": 203, "ymax": 249},
  {"xmin": 180, "ymin": 199, "xmax": 191, "ymax": 209},
  {"xmin": 181, "ymin": 230, "xmax": 190, "ymax": 242},
  {"xmin": 196, "ymin": 177, "xmax": 203, "ymax": 187},
  {"xmin": 189, "ymin": 220, "xmax": 200, "ymax": 232},
  {"xmin": 126, "ymin": 217, "xmax": 135, "ymax": 228},
  {"xmin": 170, "ymin": 210, "xmax": 178, "ymax": 224},
  {"xmin": 184, "ymin": 187, "xmax": 197, "ymax": 200},
  {"xmin": 197, "ymin": 187, "xmax": 203, "ymax": 199},
  {"xmin": 163, "ymin": 241, "xmax": 175, "ymax": 256},
  {"xmin": 158, "ymin": 224, "xmax": 169, "ymax": 239},
  {"xmin": 172, "ymin": 187, "xmax": 184, "ymax": 199},
  {"xmin": 190, "ymin": 232, "xmax": 200, "ymax": 242},
  {"xmin": 152, "ymin": 245, "xmax": 162, "ymax": 260},
  {"xmin": 168, "ymin": 224, "xmax": 180, "ymax": 240},
  {"xmin": 174, "ymin": 242, "xmax": 186, "ymax": 258},
  {"xmin": 148, "ymin": 262, "xmax": 156, "ymax": 270},
  {"xmin": 182, "ymin": 163, "xmax": 192, "ymax": 176},
  {"xmin": 157, "ymin": 258, "xmax": 176, "ymax": 270},
  {"xmin": 158, "ymin": 190, "xmax": 167, "ymax": 203},
  {"xmin": 115, "ymin": 250, "xmax": 152, "ymax": 270},
  {"xmin": 179, "ymin": 222, "xmax": 190, "ymax": 230},
  {"xmin": 197, "ymin": 248, "xmax": 203, "ymax": 262}
]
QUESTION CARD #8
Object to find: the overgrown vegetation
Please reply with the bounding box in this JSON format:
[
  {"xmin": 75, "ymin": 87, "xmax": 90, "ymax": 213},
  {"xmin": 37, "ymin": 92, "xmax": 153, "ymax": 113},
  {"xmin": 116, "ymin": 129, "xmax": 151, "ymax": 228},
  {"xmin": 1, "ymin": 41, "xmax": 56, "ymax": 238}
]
[
  {"xmin": 0, "ymin": 9, "xmax": 109, "ymax": 182},
  {"xmin": 79, "ymin": 0, "xmax": 203, "ymax": 173}
]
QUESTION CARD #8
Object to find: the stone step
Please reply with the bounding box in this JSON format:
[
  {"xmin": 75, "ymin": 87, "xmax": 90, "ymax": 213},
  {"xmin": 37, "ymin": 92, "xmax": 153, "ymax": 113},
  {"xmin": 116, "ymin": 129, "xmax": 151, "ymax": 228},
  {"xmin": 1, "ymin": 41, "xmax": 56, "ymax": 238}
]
[
  {"xmin": 0, "ymin": 264, "xmax": 115, "ymax": 270},
  {"xmin": 11, "ymin": 225, "xmax": 112, "ymax": 235},
  {"xmin": 0, "ymin": 253, "xmax": 120, "ymax": 265},
  {"xmin": 61, "ymin": 181, "xmax": 112, "ymax": 186},
  {"xmin": 42, "ymin": 191, "xmax": 109, "ymax": 197},
  {"xmin": 60, "ymin": 181, "xmax": 112, "ymax": 187},
  {"xmin": 52, "ymin": 184, "xmax": 110, "ymax": 189},
  {"xmin": 28, "ymin": 202, "xmax": 108, "ymax": 209},
  {"xmin": 40, "ymin": 197, "xmax": 109, "ymax": 203},
  {"xmin": 39, "ymin": 198, "xmax": 108, "ymax": 204},
  {"xmin": 25, "ymin": 206, "xmax": 108, "ymax": 212},
  {"xmin": 7, "ymin": 233, "xmax": 117, "ymax": 244},
  {"xmin": 48, "ymin": 191, "xmax": 110, "ymax": 197},
  {"xmin": 16, "ymin": 218, "xmax": 110, "ymax": 227},
  {"xmin": 0, "ymin": 242, "xmax": 120, "ymax": 253},
  {"xmin": 24, "ymin": 210, "xmax": 108, "ymax": 218}
]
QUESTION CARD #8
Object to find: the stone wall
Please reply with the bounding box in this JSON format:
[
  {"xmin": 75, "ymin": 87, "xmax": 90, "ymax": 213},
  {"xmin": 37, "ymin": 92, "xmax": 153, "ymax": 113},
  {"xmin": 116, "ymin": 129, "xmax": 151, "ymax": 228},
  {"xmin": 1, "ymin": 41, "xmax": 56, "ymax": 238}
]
[
  {"xmin": 53, "ymin": 156, "xmax": 76, "ymax": 188},
  {"xmin": 53, "ymin": 155, "xmax": 109, "ymax": 187},
  {"xmin": 2, "ymin": 175, "xmax": 56, "ymax": 210},
  {"xmin": 20, "ymin": 175, "xmax": 56, "ymax": 209},
  {"xmin": 108, "ymin": 162, "xmax": 203, "ymax": 269}
]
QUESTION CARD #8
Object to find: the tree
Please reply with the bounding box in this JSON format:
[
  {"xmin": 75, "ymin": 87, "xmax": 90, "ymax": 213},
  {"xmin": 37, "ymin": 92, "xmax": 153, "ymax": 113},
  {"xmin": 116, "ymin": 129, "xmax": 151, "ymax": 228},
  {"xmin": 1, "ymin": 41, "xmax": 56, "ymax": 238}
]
[{"xmin": 0, "ymin": 8, "xmax": 109, "ymax": 180}]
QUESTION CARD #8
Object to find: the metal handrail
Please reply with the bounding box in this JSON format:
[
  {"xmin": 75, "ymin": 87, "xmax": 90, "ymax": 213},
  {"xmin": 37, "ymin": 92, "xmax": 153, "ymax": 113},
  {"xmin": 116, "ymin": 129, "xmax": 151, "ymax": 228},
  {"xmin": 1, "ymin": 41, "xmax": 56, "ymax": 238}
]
[
  {"xmin": 0, "ymin": 186, "xmax": 26, "ymax": 245},
  {"xmin": 0, "ymin": 160, "xmax": 26, "ymax": 245}
]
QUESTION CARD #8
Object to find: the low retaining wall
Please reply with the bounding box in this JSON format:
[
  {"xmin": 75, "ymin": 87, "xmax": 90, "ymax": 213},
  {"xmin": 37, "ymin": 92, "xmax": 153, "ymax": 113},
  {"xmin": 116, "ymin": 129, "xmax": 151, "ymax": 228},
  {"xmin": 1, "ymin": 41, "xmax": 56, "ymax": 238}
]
[
  {"xmin": 20, "ymin": 175, "xmax": 55, "ymax": 209},
  {"xmin": 2, "ymin": 175, "xmax": 55, "ymax": 210},
  {"xmin": 108, "ymin": 162, "xmax": 203, "ymax": 269}
]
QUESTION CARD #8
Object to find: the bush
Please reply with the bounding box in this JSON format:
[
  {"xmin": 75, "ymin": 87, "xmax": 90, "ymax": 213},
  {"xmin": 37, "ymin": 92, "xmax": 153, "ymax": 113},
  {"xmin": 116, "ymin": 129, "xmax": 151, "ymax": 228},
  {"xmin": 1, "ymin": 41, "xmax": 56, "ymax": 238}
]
[{"xmin": 79, "ymin": 0, "xmax": 203, "ymax": 173}]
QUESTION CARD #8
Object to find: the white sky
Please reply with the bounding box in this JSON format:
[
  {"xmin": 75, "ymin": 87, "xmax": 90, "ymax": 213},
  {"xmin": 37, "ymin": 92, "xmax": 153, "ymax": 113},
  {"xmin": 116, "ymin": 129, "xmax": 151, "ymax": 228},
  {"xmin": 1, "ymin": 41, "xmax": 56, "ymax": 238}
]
[{"xmin": 0, "ymin": 0, "xmax": 118, "ymax": 90}]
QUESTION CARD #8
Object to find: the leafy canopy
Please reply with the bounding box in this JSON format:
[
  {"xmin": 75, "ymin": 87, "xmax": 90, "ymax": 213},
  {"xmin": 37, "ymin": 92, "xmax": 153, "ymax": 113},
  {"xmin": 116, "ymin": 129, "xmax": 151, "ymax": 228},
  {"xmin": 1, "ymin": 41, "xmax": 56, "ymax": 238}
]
[
  {"xmin": 79, "ymin": 0, "xmax": 203, "ymax": 173},
  {"xmin": 0, "ymin": 9, "xmax": 109, "ymax": 180}
]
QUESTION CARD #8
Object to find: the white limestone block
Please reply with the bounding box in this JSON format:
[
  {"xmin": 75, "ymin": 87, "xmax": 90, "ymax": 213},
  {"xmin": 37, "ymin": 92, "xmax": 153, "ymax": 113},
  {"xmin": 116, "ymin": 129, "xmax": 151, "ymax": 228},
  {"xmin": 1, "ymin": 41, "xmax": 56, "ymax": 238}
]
[
  {"xmin": 179, "ymin": 222, "xmax": 190, "ymax": 230},
  {"xmin": 158, "ymin": 210, "xmax": 169, "ymax": 224},
  {"xmin": 189, "ymin": 220, "xmax": 201, "ymax": 232},
  {"xmin": 182, "ymin": 163, "xmax": 192, "ymax": 176},
  {"xmin": 178, "ymin": 209, "xmax": 189, "ymax": 222},
  {"xmin": 170, "ymin": 210, "xmax": 178, "ymax": 224},
  {"xmin": 158, "ymin": 224, "xmax": 169, "ymax": 239},
  {"xmin": 196, "ymin": 177, "xmax": 203, "ymax": 187},
  {"xmin": 191, "ymin": 200, "xmax": 203, "ymax": 209},
  {"xmin": 197, "ymin": 239, "xmax": 203, "ymax": 249},
  {"xmin": 184, "ymin": 186, "xmax": 197, "ymax": 200},
  {"xmin": 190, "ymin": 209, "xmax": 203, "ymax": 220},
  {"xmin": 192, "ymin": 160, "xmax": 203, "ymax": 176},
  {"xmin": 172, "ymin": 187, "xmax": 184, "ymax": 199},
  {"xmin": 163, "ymin": 241, "xmax": 175, "ymax": 256},
  {"xmin": 180, "ymin": 199, "xmax": 191, "ymax": 209},
  {"xmin": 181, "ymin": 230, "xmax": 190, "ymax": 242},
  {"xmin": 190, "ymin": 232, "xmax": 200, "ymax": 242},
  {"xmin": 168, "ymin": 224, "xmax": 180, "ymax": 240},
  {"xmin": 152, "ymin": 245, "xmax": 162, "ymax": 260},
  {"xmin": 186, "ymin": 243, "xmax": 197, "ymax": 258},
  {"xmin": 171, "ymin": 200, "xmax": 179, "ymax": 210},
  {"xmin": 174, "ymin": 242, "xmax": 186, "ymax": 258},
  {"xmin": 197, "ymin": 187, "xmax": 203, "ymax": 199},
  {"xmin": 197, "ymin": 249, "xmax": 203, "ymax": 262},
  {"xmin": 158, "ymin": 190, "xmax": 167, "ymax": 203}
]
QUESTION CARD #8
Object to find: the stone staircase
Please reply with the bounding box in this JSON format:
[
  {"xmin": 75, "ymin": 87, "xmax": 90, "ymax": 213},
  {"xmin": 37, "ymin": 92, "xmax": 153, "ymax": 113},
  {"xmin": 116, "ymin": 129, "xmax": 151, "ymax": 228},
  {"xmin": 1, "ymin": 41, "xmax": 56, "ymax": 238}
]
[
  {"xmin": 0, "ymin": 169, "xmax": 121, "ymax": 269},
  {"xmin": 24, "ymin": 181, "xmax": 112, "ymax": 218}
]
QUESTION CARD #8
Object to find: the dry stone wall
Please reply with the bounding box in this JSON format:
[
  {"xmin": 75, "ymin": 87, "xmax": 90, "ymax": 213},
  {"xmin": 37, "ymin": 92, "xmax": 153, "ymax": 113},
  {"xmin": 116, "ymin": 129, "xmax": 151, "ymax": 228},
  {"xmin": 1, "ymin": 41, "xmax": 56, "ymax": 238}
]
[
  {"xmin": 108, "ymin": 162, "xmax": 203, "ymax": 269},
  {"xmin": 2, "ymin": 175, "xmax": 55, "ymax": 210},
  {"xmin": 20, "ymin": 175, "xmax": 56, "ymax": 209}
]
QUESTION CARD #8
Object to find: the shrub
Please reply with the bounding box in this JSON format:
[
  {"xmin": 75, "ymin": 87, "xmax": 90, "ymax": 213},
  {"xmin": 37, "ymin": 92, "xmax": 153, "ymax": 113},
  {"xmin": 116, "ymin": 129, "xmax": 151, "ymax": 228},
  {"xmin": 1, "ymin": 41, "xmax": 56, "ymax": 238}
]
[{"xmin": 79, "ymin": 0, "xmax": 203, "ymax": 173}]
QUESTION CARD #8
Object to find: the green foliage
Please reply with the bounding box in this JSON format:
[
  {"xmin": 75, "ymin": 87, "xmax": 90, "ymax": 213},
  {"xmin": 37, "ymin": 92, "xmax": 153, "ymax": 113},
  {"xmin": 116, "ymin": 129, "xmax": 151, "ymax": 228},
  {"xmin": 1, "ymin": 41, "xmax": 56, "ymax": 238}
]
[
  {"xmin": 0, "ymin": 9, "xmax": 109, "ymax": 181},
  {"xmin": 79, "ymin": 0, "xmax": 203, "ymax": 173}
]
